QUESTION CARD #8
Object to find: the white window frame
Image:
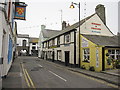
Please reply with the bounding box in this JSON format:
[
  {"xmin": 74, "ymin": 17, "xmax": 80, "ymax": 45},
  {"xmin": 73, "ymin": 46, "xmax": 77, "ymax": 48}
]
[
  {"xmin": 65, "ymin": 34, "xmax": 70, "ymax": 43},
  {"xmin": 108, "ymin": 49, "xmax": 120, "ymax": 60},
  {"xmin": 83, "ymin": 48, "xmax": 90, "ymax": 63},
  {"xmin": 57, "ymin": 50, "xmax": 62, "ymax": 60}
]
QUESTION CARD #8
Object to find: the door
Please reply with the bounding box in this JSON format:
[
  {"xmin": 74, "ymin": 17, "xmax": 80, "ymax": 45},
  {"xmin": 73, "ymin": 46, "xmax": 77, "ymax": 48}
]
[
  {"xmin": 65, "ymin": 51, "xmax": 70, "ymax": 66},
  {"xmin": 52, "ymin": 51, "xmax": 54, "ymax": 62},
  {"xmin": 102, "ymin": 47, "xmax": 105, "ymax": 71}
]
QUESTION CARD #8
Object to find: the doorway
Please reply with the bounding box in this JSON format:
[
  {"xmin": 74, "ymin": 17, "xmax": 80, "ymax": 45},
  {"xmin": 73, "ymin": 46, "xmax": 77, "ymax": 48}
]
[{"xmin": 65, "ymin": 51, "xmax": 70, "ymax": 66}]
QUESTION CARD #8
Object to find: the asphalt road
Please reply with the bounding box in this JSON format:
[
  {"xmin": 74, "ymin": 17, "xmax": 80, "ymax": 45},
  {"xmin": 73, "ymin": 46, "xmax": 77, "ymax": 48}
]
[{"xmin": 19, "ymin": 56, "xmax": 114, "ymax": 88}]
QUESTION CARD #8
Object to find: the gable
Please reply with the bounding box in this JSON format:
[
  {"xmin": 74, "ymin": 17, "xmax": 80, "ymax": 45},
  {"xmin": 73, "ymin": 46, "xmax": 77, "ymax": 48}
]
[{"xmin": 80, "ymin": 14, "xmax": 114, "ymax": 36}]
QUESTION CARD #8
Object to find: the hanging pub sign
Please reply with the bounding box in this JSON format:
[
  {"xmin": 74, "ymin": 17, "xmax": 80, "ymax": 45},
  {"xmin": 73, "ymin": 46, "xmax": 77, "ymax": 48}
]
[{"xmin": 14, "ymin": 2, "xmax": 27, "ymax": 20}]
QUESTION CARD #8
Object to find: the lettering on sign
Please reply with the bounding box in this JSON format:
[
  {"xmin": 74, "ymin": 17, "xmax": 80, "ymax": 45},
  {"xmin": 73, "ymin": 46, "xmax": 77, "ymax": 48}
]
[
  {"xmin": 91, "ymin": 23, "xmax": 101, "ymax": 31},
  {"xmin": 96, "ymin": 48, "xmax": 99, "ymax": 67},
  {"xmin": 82, "ymin": 38, "xmax": 88, "ymax": 47}
]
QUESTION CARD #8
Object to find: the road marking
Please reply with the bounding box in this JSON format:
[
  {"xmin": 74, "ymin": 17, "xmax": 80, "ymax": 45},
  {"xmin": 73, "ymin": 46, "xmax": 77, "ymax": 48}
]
[
  {"xmin": 49, "ymin": 71, "xmax": 67, "ymax": 82},
  {"xmin": 21, "ymin": 63, "xmax": 36, "ymax": 89},
  {"xmin": 25, "ymin": 69, "xmax": 36, "ymax": 88},
  {"xmin": 38, "ymin": 64, "xmax": 43, "ymax": 67},
  {"xmin": 69, "ymin": 70, "xmax": 118, "ymax": 88},
  {"xmin": 21, "ymin": 64, "xmax": 31, "ymax": 88}
]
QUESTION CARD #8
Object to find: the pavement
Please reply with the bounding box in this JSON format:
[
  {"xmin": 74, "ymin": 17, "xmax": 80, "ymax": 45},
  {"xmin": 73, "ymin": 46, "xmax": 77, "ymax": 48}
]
[
  {"xmin": 2, "ymin": 57, "xmax": 120, "ymax": 89},
  {"xmin": 2, "ymin": 57, "xmax": 26, "ymax": 88}
]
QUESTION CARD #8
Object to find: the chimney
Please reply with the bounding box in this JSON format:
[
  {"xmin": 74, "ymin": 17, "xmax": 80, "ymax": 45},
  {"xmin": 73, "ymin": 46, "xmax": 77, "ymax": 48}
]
[
  {"xmin": 62, "ymin": 21, "xmax": 67, "ymax": 30},
  {"xmin": 95, "ymin": 4, "xmax": 106, "ymax": 25},
  {"xmin": 41, "ymin": 25, "xmax": 46, "ymax": 31}
]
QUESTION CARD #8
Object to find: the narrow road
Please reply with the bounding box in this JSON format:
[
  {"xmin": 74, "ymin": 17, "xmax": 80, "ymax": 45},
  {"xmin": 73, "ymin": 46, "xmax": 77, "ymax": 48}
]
[{"xmin": 19, "ymin": 56, "xmax": 115, "ymax": 88}]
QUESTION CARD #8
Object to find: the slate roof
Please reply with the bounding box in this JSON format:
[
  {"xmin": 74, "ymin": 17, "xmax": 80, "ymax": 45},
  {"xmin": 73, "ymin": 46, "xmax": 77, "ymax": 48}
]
[
  {"xmin": 17, "ymin": 34, "xmax": 29, "ymax": 38},
  {"xmin": 44, "ymin": 13, "xmax": 96, "ymax": 42},
  {"xmin": 29, "ymin": 37, "xmax": 39, "ymax": 43},
  {"xmin": 82, "ymin": 34, "xmax": 119, "ymax": 47},
  {"xmin": 42, "ymin": 29, "xmax": 60, "ymax": 38}
]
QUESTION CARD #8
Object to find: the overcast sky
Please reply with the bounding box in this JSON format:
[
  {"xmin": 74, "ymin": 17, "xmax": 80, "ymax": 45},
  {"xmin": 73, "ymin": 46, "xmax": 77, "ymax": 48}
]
[{"xmin": 16, "ymin": 0, "xmax": 119, "ymax": 37}]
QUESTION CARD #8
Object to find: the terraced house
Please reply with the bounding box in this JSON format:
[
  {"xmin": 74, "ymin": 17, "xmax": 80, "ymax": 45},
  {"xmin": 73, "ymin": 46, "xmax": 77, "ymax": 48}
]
[{"xmin": 39, "ymin": 4, "xmax": 120, "ymax": 72}]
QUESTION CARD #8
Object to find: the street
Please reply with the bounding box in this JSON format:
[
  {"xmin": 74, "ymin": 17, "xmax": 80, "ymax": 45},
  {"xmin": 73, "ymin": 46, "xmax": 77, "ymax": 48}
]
[{"xmin": 6, "ymin": 56, "xmax": 115, "ymax": 88}]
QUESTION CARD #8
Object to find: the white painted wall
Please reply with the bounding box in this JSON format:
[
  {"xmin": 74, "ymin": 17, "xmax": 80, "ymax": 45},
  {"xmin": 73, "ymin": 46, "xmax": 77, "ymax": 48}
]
[
  {"xmin": 29, "ymin": 42, "xmax": 38, "ymax": 54},
  {"xmin": 17, "ymin": 38, "xmax": 29, "ymax": 46},
  {"xmin": 80, "ymin": 14, "xmax": 114, "ymax": 36}
]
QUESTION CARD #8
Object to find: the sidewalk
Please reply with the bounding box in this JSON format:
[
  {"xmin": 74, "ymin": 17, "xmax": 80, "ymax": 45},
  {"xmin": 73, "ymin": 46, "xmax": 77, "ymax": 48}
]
[
  {"xmin": 68, "ymin": 68, "xmax": 120, "ymax": 86},
  {"xmin": 2, "ymin": 57, "xmax": 25, "ymax": 88}
]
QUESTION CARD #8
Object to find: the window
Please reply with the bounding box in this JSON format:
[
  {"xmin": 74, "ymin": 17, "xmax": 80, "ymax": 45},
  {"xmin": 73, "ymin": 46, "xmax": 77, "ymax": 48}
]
[
  {"xmin": 52, "ymin": 39, "xmax": 55, "ymax": 46},
  {"xmin": 57, "ymin": 50, "xmax": 62, "ymax": 60},
  {"xmin": 22, "ymin": 40, "xmax": 26, "ymax": 47},
  {"xmin": 32, "ymin": 43, "xmax": 36, "ymax": 45},
  {"xmin": 65, "ymin": 34, "xmax": 70, "ymax": 43},
  {"xmin": 83, "ymin": 48, "xmax": 90, "ymax": 62},
  {"xmin": 32, "ymin": 46, "xmax": 36, "ymax": 50},
  {"xmin": 108, "ymin": 49, "xmax": 120, "ymax": 60},
  {"xmin": 57, "ymin": 37, "xmax": 60, "ymax": 45}
]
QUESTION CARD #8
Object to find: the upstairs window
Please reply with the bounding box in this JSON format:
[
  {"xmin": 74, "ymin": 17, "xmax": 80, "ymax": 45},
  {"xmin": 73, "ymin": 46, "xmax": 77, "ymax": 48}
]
[
  {"xmin": 52, "ymin": 39, "xmax": 55, "ymax": 46},
  {"xmin": 22, "ymin": 40, "xmax": 26, "ymax": 47},
  {"xmin": 57, "ymin": 37, "xmax": 60, "ymax": 45},
  {"xmin": 65, "ymin": 34, "xmax": 70, "ymax": 43}
]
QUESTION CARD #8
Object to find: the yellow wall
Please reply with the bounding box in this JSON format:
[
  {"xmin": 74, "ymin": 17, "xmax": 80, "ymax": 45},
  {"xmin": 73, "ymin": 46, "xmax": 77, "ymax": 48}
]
[{"xmin": 80, "ymin": 35, "xmax": 103, "ymax": 72}]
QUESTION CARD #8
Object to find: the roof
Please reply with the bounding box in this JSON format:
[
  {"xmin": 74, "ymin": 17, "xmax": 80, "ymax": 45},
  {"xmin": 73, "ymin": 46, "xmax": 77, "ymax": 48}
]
[
  {"xmin": 17, "ymin": 34, "xmax": 29, "ymax": 38},
  {"xmin": 82, "ymin": 34, "xmax": 119, "ymax": 47},
  {"xmin": 42, "ymin": 29, "xmax": 60, "ymax": 38},
  {"xmin": 29, "ymin": 37, "xmax": 39, "ymax": 43},
  {"xmin": 44, "ymin": 13, "xmax": 96, "ymax": 42}
]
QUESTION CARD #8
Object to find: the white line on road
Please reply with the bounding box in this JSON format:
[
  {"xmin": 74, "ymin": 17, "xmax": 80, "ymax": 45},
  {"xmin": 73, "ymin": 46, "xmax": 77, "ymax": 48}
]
[
  {"xmin": 38, "ymin": 64, "xmax": 43, "ymax": 67},
  {"xmin": 49, "ymin": 71, "xmax": 67, "ymax": 82}
]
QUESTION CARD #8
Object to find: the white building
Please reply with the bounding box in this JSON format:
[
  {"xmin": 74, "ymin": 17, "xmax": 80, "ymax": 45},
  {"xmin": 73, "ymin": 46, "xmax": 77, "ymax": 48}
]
[
  {"xmin": 29, "ymin": 37, "xmax": 39, "ymax": 56},
  {"xmin": 38, "ymin": 25, "xmax": 60, "ymax": 58},
  {"xmin": 41, "ymin": 4, "xmax": 119, "ymax": 71},
  {"xmin": 0, "ymin": 0, "xmax": 18, "ymax": 88},
  {"xmin": 17, "ymin": 34, "xmax": 29, "ymax": 56}
]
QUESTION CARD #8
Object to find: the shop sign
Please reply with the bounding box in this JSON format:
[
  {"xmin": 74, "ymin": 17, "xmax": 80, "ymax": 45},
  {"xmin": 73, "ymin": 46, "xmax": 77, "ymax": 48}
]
[
  {"xmin": 91, "ymin": 23, "xmax": 101, "ymax": 33},
  {"xmin": 82, "ymin": 38, "xmax": 88, "ymax": 47},
  {"xmin": 96, "ymin": 48, "xmax": 99, "ymax": 67}
]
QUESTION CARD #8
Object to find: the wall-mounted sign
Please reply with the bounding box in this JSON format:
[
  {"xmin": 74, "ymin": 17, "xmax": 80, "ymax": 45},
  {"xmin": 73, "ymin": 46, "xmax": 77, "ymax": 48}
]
[
  {"xmin": 14, "ymin": 3, "xmax": 27, "ymax": 20},
  {"xmin": 91, "ymin": 23, "xmax": 101, "ymax": 30},
  {"xmin": 82, "ymin": 38, "xmax": 88, "ymax": 47},
  {"xmin": 96, "ymin": 48, "xmax": 99, "ymax": 67}
]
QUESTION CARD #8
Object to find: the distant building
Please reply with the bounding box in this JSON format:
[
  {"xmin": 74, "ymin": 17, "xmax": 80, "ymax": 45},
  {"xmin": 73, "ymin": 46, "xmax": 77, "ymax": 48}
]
[
  {"xmin": 40, "ymin": 4, "xmax": 120, "ymax": 72},
  {"xmin": 38, "ymin": 25, "xmax": 60, "ymax": 58},
  {"xmin": 29, "ymin": 37, "xmax": 39, "ymax": 56},
  {"xmin": 17, "ymin": 34, "xmax": 29, "ymax": 56}
]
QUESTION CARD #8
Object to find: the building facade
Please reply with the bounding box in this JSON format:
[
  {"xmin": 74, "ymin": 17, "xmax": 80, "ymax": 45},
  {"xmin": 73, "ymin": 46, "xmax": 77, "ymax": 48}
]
[
  {"xmin": 29, "ymin": 37, "xmax": 39, "ymax": 56},
  {"xmin": 0, "ymin": 0, "xmax": 21, "ymax": 88},
  {"xmin": 41, "ymin": 4, "xmax": 120, "ymax": 72},
  {"xmin": 38, "ymin": 25, "xmax": 60, "ymax": 58},
  {"xmin": 17, "ymin": 34, "xmax": 29, "ymax": 56}
]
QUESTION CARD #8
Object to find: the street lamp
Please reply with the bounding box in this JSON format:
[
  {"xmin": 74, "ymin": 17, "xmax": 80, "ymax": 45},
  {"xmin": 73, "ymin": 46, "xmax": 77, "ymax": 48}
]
[{"xmin": 70, "ymin": 2, "xmax": 81, "ymax": 67}]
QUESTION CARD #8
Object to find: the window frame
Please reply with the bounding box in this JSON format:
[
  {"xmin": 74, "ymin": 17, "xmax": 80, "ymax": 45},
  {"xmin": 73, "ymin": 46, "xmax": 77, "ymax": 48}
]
[{"xmin": 83, "ymin": 48, "xmax": 90, "ymax": 63}]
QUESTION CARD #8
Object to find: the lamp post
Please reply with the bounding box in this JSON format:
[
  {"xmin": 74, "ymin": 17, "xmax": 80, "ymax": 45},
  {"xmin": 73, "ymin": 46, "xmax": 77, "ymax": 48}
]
[{"xmin": 70, "ymin": 2, "xmax": 81, "ymax": 67}]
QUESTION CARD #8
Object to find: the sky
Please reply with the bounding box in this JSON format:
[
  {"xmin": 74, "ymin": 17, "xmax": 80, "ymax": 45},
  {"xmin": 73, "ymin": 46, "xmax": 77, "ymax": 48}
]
[{"xmin": 16, "ymin": 0, "xmax": 119, "ymax": 38}]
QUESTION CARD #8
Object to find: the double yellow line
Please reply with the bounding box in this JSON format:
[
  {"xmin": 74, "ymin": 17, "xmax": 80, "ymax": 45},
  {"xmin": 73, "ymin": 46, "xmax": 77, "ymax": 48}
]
[{"xmin": 21, "ymin": 63, "xmax": 36, "ymax": 89}]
